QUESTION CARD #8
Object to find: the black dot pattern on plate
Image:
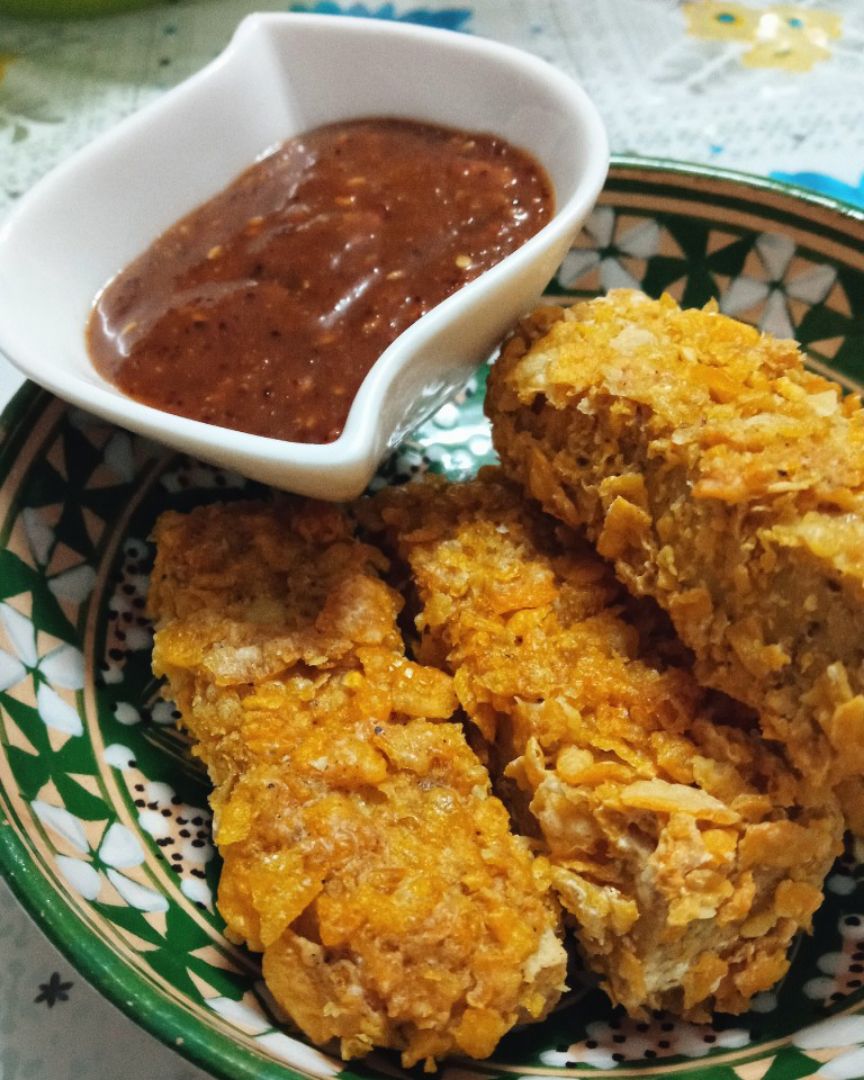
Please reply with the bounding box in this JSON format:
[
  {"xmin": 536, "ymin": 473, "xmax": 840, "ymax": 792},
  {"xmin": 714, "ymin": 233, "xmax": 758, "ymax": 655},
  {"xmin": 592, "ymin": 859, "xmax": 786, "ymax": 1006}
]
[
  {"xmin": 159, "ymin": 456, "xmax": 246, "ymax": 495},
  {"xmin": 101, "ymin": 538, "xmax": 153, "ymax": 685},
  {"xmin": 540, "ymin": 1013, "xmax": 751, "ymax": 1068},
  {"xmin": 804, "ymin": 908, "xmax": 864, "ymax": 1005},
  {"xmin": 111, "ymin": 751, "xmax": 215, "ymax": 910}
]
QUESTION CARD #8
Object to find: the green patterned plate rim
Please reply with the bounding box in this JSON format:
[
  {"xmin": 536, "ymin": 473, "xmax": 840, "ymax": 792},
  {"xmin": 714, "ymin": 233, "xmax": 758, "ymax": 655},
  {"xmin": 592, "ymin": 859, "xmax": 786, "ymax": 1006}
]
[{"xmin": 1, "ymin": 160, "xmax": 864, "ymax": 1080}]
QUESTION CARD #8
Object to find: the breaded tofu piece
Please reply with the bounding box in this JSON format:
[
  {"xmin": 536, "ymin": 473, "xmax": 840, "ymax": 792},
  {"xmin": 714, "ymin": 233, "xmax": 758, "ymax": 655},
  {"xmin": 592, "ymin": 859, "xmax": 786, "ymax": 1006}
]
[
  {"xmin": 487, "ymin": 291, "xmax": 864, "ymax": 828},
  {"xmin": 362, "ymin": 473, "xmax": 843, "ymax": 1020},
  {"xmin": 148, "ymin": 500, "xmax": 566, "ymax": 1068}
]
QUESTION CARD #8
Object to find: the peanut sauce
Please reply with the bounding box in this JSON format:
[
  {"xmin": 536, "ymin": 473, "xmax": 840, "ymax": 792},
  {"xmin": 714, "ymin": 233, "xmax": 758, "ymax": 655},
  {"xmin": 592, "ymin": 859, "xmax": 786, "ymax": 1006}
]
[{"xmin": 87, "ymin": 118, "xmax": 553, "ymax": 443}]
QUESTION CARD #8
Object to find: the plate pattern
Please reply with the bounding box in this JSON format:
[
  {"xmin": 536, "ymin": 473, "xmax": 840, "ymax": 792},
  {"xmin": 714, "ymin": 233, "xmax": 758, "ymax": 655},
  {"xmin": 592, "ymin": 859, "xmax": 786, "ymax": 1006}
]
[{"xmin": 1, "ymin": 164, "xmax": 864, "ymax": 1080}]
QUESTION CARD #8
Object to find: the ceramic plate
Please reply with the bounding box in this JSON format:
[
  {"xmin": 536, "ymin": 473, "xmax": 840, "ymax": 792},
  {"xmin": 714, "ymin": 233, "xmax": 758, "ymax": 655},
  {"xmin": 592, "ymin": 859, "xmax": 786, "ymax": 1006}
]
[{"xmin": 2, "ymin": 161, "xmax": 864, "ymax": 1080}]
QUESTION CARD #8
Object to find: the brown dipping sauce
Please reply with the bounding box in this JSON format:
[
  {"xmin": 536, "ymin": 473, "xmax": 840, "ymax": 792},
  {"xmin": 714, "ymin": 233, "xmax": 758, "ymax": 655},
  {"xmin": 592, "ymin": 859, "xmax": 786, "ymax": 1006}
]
[{"xmin": 87, "ymin": 118, "xmax": 553, "ymax": 444}]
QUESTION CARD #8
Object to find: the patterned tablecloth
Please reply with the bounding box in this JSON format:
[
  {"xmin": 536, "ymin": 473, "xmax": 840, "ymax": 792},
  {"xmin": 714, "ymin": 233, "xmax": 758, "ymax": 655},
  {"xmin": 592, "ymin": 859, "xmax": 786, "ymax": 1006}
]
[{"xmin": 1, "ymin": 1, "xmax": 863, "ymax": 1076}]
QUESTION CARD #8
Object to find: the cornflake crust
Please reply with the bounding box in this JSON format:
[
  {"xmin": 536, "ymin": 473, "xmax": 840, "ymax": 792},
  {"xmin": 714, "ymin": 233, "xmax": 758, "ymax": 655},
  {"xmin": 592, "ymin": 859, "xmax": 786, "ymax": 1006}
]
[
  {"xmin": 487, "ymin": 290, "xmax": 864, "ymax": 831},
  {"xmin": 148, "ymin": 500, "xmax": 566, "ymax": 1068},
  {"xmin": 362, "ymin": 472, "xmax": 843, "ymax": 1020}
]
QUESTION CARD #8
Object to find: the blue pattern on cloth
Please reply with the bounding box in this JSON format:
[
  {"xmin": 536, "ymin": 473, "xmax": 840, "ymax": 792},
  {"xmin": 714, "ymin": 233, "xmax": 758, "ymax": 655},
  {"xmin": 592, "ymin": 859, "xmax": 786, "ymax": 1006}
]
[
  {"xmin": 286, "ymin": 2, "xmax": 473, "ymax": 30},
  {"xmin": 771, "ymin": 170, "xmax": 864, "ymax": 210}
]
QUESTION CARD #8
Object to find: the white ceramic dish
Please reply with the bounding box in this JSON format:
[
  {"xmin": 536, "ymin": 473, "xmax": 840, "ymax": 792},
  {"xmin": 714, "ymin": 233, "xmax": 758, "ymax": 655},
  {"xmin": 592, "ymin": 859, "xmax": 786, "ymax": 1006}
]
[{"xmin": 0, "ymin": 12, "xmax": 608, "ymax": 500}]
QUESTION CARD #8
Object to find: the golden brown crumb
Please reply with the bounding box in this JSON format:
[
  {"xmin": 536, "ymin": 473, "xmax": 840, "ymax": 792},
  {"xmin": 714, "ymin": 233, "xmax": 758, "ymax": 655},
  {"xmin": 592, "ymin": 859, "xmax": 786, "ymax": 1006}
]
[
  {"xmin": 361, "ymin": 472, "xmax": 843, "ymax": 1020},
  {"xmin": 148, "ymin": 499, "xmax": 566, "ymax": 1067},
  {"xmin": 487, "ymin": 290, "xmax": 864, "ymax": 828}
]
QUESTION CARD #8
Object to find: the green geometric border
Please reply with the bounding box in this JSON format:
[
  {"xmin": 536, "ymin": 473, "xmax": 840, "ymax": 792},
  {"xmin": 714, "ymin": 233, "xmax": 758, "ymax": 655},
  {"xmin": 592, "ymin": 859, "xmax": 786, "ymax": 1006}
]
[{"xmin": 611, "ymin": 153, "xmax": 864, "ymax": 232}]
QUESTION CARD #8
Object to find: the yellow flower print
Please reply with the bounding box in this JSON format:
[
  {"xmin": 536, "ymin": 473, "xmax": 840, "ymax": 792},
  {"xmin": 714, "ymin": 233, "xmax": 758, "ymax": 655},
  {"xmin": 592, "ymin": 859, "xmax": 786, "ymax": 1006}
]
[
  {"xmin": 685, "ymin": 3, "xmax": 842, "ymax": 72},
  {"xmin": 684, "ymin": 3, "xmax": 759, "ymax": 42},
  {"xmin": 743, "ymin": 7, "xmax": 842, "ymax": 71}
]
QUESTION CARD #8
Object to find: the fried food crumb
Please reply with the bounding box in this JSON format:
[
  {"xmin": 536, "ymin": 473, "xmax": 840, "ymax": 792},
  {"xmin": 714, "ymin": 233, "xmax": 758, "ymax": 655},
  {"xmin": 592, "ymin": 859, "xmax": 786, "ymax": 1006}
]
[
  {"xmin": 148, "ymin": 499, "xmax": 566, "ymax": 1067},
  {"xmin": 487, "ymin": 289, "xmax": 864, "ymax": 829},
  {"xmin": 362, "ymin": 472, "xmax": 843, "ymax": 1020}
]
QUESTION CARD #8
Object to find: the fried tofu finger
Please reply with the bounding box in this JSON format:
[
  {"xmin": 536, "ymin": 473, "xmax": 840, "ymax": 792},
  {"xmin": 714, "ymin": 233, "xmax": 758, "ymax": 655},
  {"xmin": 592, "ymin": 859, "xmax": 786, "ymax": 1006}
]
[
  {"xmin": 487, "ymin": 290, "xmax": 864, "ymax": 824},
  {"xmin": 148, "ymin": 500, "xmax": 566, "ymax": 1068},
  {"xmin": 363, "ymin": 474, "xmax": 842, "ymax": 1020}
]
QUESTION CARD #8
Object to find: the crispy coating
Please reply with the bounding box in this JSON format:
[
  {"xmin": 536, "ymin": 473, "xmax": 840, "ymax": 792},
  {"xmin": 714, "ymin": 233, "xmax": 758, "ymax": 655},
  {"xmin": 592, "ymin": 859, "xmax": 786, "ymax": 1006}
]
[
  {"xmin": 362, "ymin": 473, "xmax": 843, "ymax": 1020},
  {"xmin": 148, "ymin": 500, "xmax": 566, "ymax": 1067},
  {"xmin": 487, "ymin": 291, "xmax": 864, "ymax": 826}
]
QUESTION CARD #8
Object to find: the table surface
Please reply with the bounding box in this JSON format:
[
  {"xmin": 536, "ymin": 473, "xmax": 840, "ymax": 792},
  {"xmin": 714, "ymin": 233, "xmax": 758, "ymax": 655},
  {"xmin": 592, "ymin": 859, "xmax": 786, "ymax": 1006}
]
[{"xmin": 1, "ymin": 0, "xmax": 863, "ymax": 1076}]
